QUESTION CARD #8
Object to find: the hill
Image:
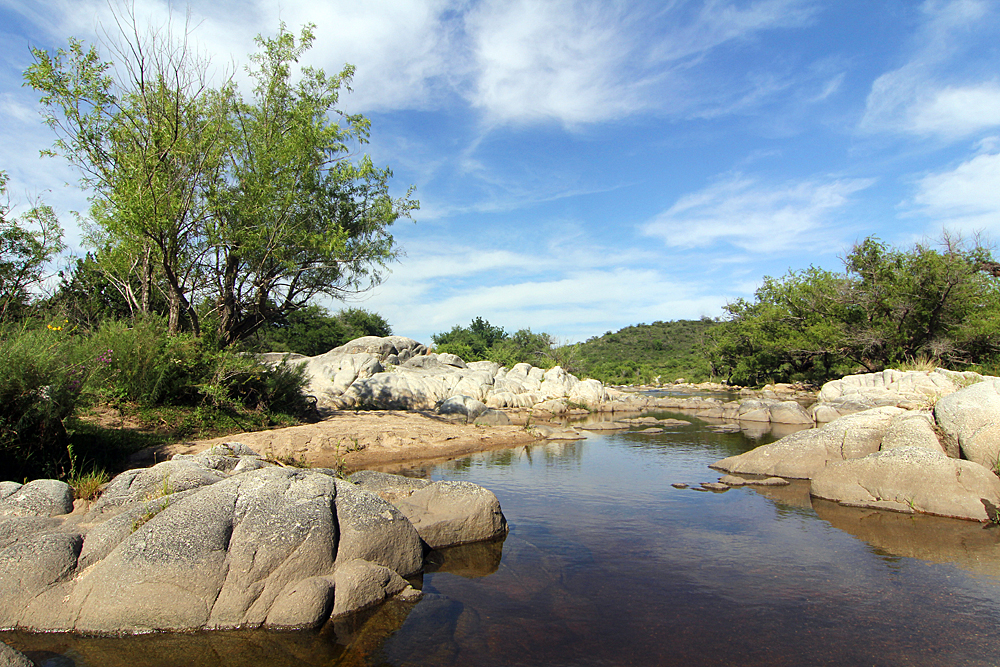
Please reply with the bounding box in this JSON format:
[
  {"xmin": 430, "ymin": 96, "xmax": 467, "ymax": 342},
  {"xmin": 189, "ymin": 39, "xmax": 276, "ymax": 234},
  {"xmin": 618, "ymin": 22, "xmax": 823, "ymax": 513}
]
[{"xmin": 573, "ymin": 318, "xmax": 718, "ymax": 385}]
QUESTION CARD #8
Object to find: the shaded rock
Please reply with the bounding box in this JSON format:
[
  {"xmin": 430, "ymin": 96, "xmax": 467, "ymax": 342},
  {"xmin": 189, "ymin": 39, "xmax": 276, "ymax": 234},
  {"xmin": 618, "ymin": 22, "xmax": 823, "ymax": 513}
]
[
  {"xmin": 0, "ymin": 531, "xmax": 83, "ymax": 628},
  {"xmin": 671, "ymin": 483, "xmax": 689, "ymax": 489},
  {"xmin": 934, "ymin": 378, "xmax": 1000, "ymax": 467},
  {"xmin": 438, "ymin": 395, "xmax": 488, "ymax": 423},
  {"xmin": 392, "ymin": 481, "xmax": 508, "ymax": 549},
  {"xmin": 473, "ymin": 409, "xmax": 512, "ymax": 426},
  {"xmin": 711, "ymin": 407, "xmax": 903, "ymax": 479},
  {"xmin": 331, "ymin": 559, "xmax": 410, "ymax": 617},
  {"xmin": 0, "ymin": 480, "xmax": 73, "ymax": 518},
  {"xmin": 811, "ymin": 447, "xmax": 1000, "ymax": 521}
]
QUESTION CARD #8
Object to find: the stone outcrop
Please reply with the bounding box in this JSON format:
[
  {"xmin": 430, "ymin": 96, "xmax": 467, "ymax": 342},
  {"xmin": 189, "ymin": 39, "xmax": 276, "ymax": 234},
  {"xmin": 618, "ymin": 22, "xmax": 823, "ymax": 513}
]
[
  {"xmin": 0, "ymin": 445, "xmax": 508, "ymax": 635},
  {"xmin": 811, "ymin": 447, "xmax": 1000, "ymax": 521},
  {"xmin": 711, "ymin": 407, "xmax": 904, "ymax": 479},
  {"xmin": 811, "ymin": 368, "xmax": 988, "ymax": 422},
  {"xmin": 712, "ymin": 372, "xmax": 1000, "ymax": 522},
  {"xmin": 933, "ymin": 378, "xmax": 1000, "ymax": 468}
]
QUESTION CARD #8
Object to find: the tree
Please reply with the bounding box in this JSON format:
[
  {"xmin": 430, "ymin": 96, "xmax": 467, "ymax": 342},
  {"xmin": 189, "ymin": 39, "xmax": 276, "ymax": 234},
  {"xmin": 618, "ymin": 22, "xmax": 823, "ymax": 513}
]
[
  {"xmin": 0, "ymin": 171, "xmax": 65, "ymax": 320},
  {"xmin": 706, "ymin": 235, "xmax": 1000, "ymax": 385},
  {"xmin": 25, "ymin": 8, "xmax": 229, "ymax": 334},
  {"xmin": 205, "ymin": 24, "xmax": 416, "ymax": 346},
  {"xmin": 25, "ymin": 14, "xmax": 413, "ymax": 344}
]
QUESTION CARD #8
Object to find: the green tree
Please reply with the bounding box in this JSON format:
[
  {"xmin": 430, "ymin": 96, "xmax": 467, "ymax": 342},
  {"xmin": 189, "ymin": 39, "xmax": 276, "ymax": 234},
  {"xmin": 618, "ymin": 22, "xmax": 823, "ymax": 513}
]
[
  {"xmin": 706, "ymin": 235, "xmax": 1000, "ymax": 385},
  {"xmin": 0, "ymin": 171, "xmax": 65, "ymax": 320},
  {"xmin": 25, "ymin": 12, "xmax": 229, "ymax": 334},
  {"xmin": 206, "ymin": 24, "xmax": 416, "ymax": 346}
]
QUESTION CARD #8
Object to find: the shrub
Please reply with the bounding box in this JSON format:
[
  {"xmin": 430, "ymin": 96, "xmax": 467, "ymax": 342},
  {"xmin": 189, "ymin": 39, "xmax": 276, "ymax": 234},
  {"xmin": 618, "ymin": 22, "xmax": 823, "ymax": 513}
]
[{"xmin": 0, "ymin": 323, "xmax": 86, "ymax": 480}]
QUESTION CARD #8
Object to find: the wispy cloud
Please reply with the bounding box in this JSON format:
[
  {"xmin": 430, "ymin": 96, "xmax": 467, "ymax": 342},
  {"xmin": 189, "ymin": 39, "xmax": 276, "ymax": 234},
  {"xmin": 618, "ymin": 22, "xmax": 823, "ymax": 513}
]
[
  {"xmin": 640, "ymin": 174, "xmax": 875, "ymax": 252},
  {"xmin": 860, "ymin": 0, "xmax": 1000, "ymax": 140},
  {"xmin": 908, "ymin": 144, "xmax": 1000, "ymax": 234}
]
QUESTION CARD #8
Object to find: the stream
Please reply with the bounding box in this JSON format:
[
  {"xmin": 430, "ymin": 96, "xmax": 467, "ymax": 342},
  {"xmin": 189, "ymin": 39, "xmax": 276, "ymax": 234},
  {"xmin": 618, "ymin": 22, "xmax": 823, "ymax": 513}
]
[{"xmin": 7, "ymin": 410, "xmax": 1000, "ymax": 666}]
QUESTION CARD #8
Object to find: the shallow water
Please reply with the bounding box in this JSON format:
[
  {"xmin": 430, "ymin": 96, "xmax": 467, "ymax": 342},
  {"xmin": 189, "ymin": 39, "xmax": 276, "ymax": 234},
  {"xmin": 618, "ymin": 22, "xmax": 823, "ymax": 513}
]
[{"xmin": 8, "ymin": 413, "xmax": 1000, "ymax": 666}]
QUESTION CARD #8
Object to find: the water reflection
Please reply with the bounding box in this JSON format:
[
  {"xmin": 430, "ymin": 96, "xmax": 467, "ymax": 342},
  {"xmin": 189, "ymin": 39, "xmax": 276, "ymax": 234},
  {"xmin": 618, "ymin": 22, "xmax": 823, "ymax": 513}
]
[{"xmin": 9, "ymin": 418, "xmax": 1000, "ymax": 666}]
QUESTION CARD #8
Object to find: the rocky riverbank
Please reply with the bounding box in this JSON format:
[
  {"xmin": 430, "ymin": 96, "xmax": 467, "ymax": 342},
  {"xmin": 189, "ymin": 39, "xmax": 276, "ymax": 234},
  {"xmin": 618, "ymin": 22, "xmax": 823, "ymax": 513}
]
[
  {"xmin": 711, "ymin": 369, "xmax": 1000, "ymax": 522},
  {"xmin": 0, "ymin": 444, "xmax": 507, "ymax": 635}
]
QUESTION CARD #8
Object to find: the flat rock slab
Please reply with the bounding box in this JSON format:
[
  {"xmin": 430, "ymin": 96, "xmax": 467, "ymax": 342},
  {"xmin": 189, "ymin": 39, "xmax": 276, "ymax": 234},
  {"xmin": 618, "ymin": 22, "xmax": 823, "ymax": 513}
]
[
  {"xmin": 711, "ymin": 407, "xmax": 904, "ymax": 479},
  {"xmin": 133, "ymin": 410, "xmax": 540, "ymax": 473},
  {"xmin": 811, "ymin": 447, "xmax": 1000, "ymax": 521}
]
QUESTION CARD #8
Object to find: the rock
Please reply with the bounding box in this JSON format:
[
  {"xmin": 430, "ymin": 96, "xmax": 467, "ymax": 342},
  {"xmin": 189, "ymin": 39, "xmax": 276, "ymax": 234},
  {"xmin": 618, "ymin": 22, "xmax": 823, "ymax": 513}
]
[
  {"xmin": 813, "ymin": 368, "xmax": 988, "ymax": 420},
  {"xmin": 933, "ymin": 378, "xmax": 1000, "ymax": 467},
  {"xmin": 579, "ymin": 422, "xmax": 630, "ymax": 431},
  {"xmin": 767, "ymin": 401, "xmax": 814, "ymax": 424},
  {"xmin": 700, "ymin": 482, "xmax": 729, "ymax": 491},
  {"xmin": 0, "ymin": 446, "xmax": 507, "ymax": 634},
  {"xmin": 0, "ymin": 642, "xmax": 33, "ymax": 667},
  {"xmin": 711, "ymin": 407, "xmax": 904, "ymax": 479},
  {"xmin": 438, "ymin": 395, "xmax": 488, "ymax": 423},
  {"xmin": 737, "ymin": 399, "xmax": 773, "ymax": 422},
  {"xmin": 719, "ymin": 475, "xmax": 746, "ymax": 486},
  {"xmin": 748, "ymin": 477, "xmax": 790, "ymax": 486},
  {"xmin": 637, "ymin": 427, "xmax": 664, "ymax": 433},
  {"xmin": 530, "ymin": 424, "xmax": 585, "ymax": 440},
  {"xmin": 0, "ymin": 480, "xmax": 73, "ymax": 518},
  {"xmin": 810, "ymin": 447, "xmax": 1000, "ymax": 521},
  {"xmin": 880, "ymin": 410, "xmax": 945, "ymax": 454},
  {"xmin": 671, "ymin": 483, "xmax": 689, "ymax": 489},
  {"xmin": 0, "ymin": 482, "xmax": 22, "ymax": 501},
  {"xmin": 331, "ymin": 559, "xmax": 411, "ymax": 617},
  {"xmin": 473, "ymin": 409, "xmax": 513, "ymax": 426},
  {"xmin": 392, "ymin": 481, "xmax": 508, "ymax": 549}
]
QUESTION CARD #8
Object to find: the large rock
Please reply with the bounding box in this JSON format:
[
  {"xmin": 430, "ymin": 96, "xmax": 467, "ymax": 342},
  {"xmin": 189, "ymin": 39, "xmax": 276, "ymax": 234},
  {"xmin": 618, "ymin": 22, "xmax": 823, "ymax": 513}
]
[
  {"xmin": 810, "ymin": 447, "xmax": 1000, "ymax": 521},
  {"xmin": 711, "ymin": 407, "xmax": 904, "ymax": 479},
  {"xmin": 0, "ymin": 480, "xmax": 73, "ymax": 518},
  {"xmin": 880, "ymin": 410, "xmax": 945, "ymax": 455},
  {"xmin": 813, "ymin": 368, "xmax": 986, "ymax": 421},
  {"xmin": 0, "ymin": 445, "xmax": 507, "ymax": 634},
  {"xmin": 933, "ymin": 378, "xmax": 1000, "ymax": 468},
  {"xmin": 392, "ymin": 481, "xmax": 508, "ymax": 549}
]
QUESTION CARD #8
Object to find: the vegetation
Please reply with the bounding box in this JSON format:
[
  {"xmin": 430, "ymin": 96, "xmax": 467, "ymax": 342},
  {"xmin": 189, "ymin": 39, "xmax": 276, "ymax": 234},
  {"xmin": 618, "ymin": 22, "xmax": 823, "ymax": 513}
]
[
  {"xmin": 706, "ymin": 235, "xmax": 1000, "ymax": 386},
  {"xmin": 432, "ymin": 318, "xmax": 557, "ymax": 368},
  {"xmin": 24, "ymin": 16, "xmax": 415, "ymax": 345},
  {"xmin": 573, "ymin": 319, "xmax": 717, "ymax": 385},
  {"xmin": 0, "ymin": 13, "xmax": 414, "ymax": 485},
  {"xmin": 253, "ymin": 305, "xmax": 391, "ymax": 357}
]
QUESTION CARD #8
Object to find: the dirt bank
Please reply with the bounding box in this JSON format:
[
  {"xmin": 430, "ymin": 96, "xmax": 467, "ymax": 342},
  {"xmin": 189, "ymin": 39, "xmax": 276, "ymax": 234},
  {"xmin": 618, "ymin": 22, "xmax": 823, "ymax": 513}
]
[{"xmin": 129, "ymin": 410, "xmax": 541, "ymax": 473}]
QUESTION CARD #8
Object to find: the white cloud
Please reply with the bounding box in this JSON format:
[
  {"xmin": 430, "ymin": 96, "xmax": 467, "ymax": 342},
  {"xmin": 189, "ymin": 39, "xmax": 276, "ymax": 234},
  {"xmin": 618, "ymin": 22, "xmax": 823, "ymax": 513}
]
[
  {"xmin": 465, "ymin": 0, "xmax": 818, "ymax": 126},
  {"xmin": 641, "ymin": 175, "xmax": 875, "ymax": 252},
  {"xmin": 860, "ymin": 0, "xmax": 1000, "ymax": 140},
  {"xmin": 910, "ymin": 148, "xmax": 1000, "ymax": 234}
]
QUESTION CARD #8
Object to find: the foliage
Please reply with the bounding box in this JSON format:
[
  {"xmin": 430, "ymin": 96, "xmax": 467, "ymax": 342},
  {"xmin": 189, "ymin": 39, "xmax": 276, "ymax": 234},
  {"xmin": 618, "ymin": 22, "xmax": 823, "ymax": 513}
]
[
  {"xmin": 0, "ymin": 171, "xmax": 65, "ymax": 321},
  {"xmin": 573, "ymin": 319, "xmax": 718, "ymax": 384},
  {"xmin": 432, "ymin": 318, "xmax": 554, "ymax": 366},
  {"xmin": 254, "ymin": 305, "xmax": 391, "ymax": 356},
  {"xmin": 49, "ymin": 254, "xmax": 143, "ymax": 331},
  {"xmin": 707, "ymin": 235, "xmax": 1000, "ymax": 386},
  {"xmin": 0, "ymin": 323, "xmax": 86, "ymax": 480},
  {"xmin": 25, "ymin": 17, "xmax": 416, "ymax": 345}
]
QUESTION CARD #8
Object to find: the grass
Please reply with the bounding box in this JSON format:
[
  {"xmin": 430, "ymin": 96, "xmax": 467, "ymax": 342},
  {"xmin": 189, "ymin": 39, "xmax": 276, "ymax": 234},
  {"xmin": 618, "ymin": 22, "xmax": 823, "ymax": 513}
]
[{"xmin": 68, "ymin": 468, "xmax": 110, "ymax": 500}]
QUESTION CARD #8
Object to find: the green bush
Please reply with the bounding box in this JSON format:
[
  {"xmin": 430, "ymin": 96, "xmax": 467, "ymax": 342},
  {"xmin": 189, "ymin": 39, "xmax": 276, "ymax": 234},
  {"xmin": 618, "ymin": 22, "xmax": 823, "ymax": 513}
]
[{"xmin": 0, "ymin": 324, "xmax": 86, "ymax": 480}]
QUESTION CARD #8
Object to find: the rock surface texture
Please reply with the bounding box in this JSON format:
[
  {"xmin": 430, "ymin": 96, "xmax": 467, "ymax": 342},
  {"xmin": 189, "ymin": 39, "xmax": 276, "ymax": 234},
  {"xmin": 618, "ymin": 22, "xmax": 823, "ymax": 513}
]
[
  {"xmin": 0, "ymin": 444, "xmax": 507, "ymax": 634},
  {"xmin": 713, "ymin": 371, "xmax": 1000, "ymax": 522}
]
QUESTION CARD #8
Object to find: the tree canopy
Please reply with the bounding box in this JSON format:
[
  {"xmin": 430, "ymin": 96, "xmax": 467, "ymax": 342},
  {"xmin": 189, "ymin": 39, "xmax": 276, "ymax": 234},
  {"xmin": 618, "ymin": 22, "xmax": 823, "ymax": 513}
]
[
  {"xmin": 24, "ymin": 15, "xmax": 416, "ymax": 344},
  {"xmin": 706, "ymin": 235, "xmax": 1000, "ymax": 386}
]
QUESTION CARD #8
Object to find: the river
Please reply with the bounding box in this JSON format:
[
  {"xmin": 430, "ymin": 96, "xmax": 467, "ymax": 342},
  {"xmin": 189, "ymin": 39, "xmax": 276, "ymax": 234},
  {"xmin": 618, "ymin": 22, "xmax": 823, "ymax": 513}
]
[{"xmin": 7, "ymin": 409, "xmax": 1000, "ymax": 666}]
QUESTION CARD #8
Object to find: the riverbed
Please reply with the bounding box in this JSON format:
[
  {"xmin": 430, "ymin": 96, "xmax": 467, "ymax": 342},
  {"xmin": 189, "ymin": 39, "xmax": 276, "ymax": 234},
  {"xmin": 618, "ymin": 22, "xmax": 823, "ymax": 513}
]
[{"xmin": 7, "ymin": 411, "xmax": 1000, "ymax": 666}]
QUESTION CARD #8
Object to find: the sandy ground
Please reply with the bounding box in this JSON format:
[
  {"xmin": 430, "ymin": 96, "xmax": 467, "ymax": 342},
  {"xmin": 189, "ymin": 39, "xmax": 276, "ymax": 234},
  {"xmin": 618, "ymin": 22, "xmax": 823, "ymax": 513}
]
[{"xmin": 129, "ymin": 410, "xmax": 542, "ymax": 473}]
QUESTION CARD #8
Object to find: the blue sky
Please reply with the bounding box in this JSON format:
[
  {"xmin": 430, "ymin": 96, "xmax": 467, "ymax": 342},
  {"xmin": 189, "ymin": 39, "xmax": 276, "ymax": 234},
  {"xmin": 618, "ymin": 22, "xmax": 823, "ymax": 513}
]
[{"xmin": 2, "ymin": 0, "xmax": 1000, "ymax": 344}]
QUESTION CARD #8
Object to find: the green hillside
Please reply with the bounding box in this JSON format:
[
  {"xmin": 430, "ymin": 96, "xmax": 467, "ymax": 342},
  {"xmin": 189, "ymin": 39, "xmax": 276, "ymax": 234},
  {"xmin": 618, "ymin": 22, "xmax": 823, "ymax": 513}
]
[{"xmin": 574, "ymin": 318, "xmax": 718, "ymax": 385}]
